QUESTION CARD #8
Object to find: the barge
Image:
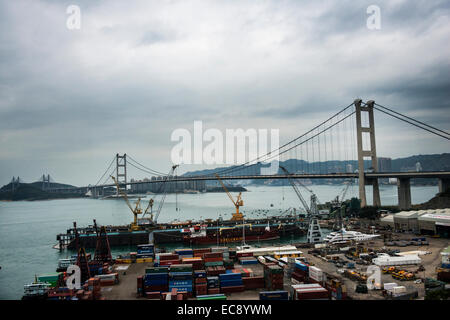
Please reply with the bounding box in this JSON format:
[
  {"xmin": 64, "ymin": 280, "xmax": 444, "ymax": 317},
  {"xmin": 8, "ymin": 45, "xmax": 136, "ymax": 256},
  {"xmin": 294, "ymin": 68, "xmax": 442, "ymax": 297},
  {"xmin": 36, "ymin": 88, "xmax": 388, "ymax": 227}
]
[{"xmin": 56, "ymin": 215, "xmax": 307, "ymax": 249}]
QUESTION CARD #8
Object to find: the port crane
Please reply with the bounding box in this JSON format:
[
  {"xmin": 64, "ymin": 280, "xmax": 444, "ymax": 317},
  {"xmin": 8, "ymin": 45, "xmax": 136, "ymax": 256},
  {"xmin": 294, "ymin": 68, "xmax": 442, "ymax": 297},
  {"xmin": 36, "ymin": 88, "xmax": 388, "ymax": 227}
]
[
  {"xmin": 215, "ymin": 173, "xmax": 244, "ymax": 221},
  {"xmin": 111, "ymin": 164, "xmax": 178, "ymax": 230},
  {"xmin": 111, "ymin": 175, "xmax": 145, "ymax": 231},
  {"xmin": 279, "ymin": 165, "xmax": 323, "ymax": 243}
]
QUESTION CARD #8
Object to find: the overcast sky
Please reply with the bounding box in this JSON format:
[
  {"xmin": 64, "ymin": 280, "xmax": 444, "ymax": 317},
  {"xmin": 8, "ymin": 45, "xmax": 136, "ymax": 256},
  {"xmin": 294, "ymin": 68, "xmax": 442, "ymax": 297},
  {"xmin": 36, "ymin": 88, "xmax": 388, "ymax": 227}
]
[{"xmin": 0, "ymin": 0, "xmax": 449, "ymax": 186}]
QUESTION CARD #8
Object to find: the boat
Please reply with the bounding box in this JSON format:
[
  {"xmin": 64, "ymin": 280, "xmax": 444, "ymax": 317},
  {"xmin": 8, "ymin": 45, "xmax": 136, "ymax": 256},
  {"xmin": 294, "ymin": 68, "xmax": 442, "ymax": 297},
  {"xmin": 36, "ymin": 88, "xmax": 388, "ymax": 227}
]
[
  {"xmin": 56, "ymin": 257, "xmax": 77, "ymax": 272},
  {"xmin": 22, "ymin": 283, "xmax": 51, "ymax": 300},
  {"xmin": 183, "ymin": 223, "xmax": 280, "ymax": 245},
  {"xmin": 323, "ymin": 228, "xmax": 380, "ymax": 244}
]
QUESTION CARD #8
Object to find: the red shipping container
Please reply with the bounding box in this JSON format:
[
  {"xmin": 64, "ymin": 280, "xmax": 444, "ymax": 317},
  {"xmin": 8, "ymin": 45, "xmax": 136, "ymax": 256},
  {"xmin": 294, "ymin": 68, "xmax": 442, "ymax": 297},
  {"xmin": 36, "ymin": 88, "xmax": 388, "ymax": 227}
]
[
  {"xmin": 158, "ymin": 253, "xmax": 179, "ymax": 261},
  {"xmin": 194, "ymin": 248, "xmax": 211, "ymax": 255},
  {"xmin": 242, "ymin": 276, "xmax": 265, "ymax": 289},
  {"xmin": 295, "ymin": 287, "xmax": 329, "ymax": 300},
  {"xmin": 159, "ymin": 259, "xmax": 181, "ymax": 266},
  {"xmin": 220, "ymin": 285, "xmax": 245, "ymax": 294},
  {"xmin": 195, "ymin": 278, "xmax": 207, "ymax": 284},
  {"xmin": 204, "ymin": 252, "xmax": 222, "ymax": 259},
  {"xmin": 208, "ymin": 288, "xmax": 220, "ymax": 295},
  {"xmin": 100, "ymin": 280, "xmax": 115, "ymax": 286},
  {"xmin": 144, "ymin": 285, "xmax": 169, "ymax": 292},
  {"xmin": 237, "ymin": 252, "xmax": 253, "ymax": 258},
  {"xmin": 204, "ymin": 257, "xmax": 223, "ymax": 263}
]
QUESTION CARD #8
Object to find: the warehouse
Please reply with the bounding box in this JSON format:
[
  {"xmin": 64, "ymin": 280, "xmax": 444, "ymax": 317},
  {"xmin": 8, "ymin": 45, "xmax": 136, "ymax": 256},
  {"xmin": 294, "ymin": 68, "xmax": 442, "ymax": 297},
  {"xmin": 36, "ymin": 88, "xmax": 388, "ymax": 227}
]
[
  {"xmin": 379, "ymin": 214, "xmax": 395, "ymax": 229},
  {"xmin": 418, "ymin": 210, "xmax": 450, "ymax": 237},
  {"xmin": 393, "ymin": 211, "xmax": 428, "ymax": 232}
]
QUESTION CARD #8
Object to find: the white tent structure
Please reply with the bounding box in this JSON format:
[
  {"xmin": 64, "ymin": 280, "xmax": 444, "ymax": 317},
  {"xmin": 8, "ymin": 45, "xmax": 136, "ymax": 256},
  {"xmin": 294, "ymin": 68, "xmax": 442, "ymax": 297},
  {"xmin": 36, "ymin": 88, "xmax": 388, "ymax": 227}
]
[{"xmin": 372, "ymin": 253, "xmax": 421, "ymax": 266}]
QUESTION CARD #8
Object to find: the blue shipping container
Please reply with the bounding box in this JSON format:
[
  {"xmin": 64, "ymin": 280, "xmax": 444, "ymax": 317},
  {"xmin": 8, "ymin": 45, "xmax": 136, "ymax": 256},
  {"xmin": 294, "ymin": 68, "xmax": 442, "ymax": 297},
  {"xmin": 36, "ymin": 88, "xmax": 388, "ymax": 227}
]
[{"xmin": 259, "ymin": 291, "xmax": 289, "ymax": 300}]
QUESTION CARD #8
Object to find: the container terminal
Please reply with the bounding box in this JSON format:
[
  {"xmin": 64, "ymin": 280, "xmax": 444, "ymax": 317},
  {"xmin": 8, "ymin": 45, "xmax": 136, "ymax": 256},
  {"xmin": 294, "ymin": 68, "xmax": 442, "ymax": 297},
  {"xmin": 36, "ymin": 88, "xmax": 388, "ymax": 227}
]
[
  {"xmin": 23, "ymin": 224, "xmax": 450, "ymax": 300},
  {"xmin": 39, "ymin": 167, "xmax": 450, "ymax": 301}
]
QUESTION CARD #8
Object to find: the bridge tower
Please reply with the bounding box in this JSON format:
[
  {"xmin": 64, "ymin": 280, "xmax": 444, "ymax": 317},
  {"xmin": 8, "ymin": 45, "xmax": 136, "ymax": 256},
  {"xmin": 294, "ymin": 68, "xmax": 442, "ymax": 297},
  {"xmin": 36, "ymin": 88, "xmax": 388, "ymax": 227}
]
[
  {"xmin": 354, "ymin": 99, "xmax": 381, "ymax": 208},
  {"xmin": 115, "ymin": 153, "xmax": 127, "ymax": 196},
  {"xmin": 41, "ymin": 174, "xmax": 51, "ymax": 190}
]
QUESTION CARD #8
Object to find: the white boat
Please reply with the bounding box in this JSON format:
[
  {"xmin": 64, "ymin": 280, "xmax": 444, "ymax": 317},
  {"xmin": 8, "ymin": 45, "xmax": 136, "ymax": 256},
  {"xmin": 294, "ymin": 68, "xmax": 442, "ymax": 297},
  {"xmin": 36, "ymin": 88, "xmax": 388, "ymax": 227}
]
[
  {"xmin": 323, "ymin": 228, "xmax": 380, "ymax": 244},
  {"xmin": 22, "ymin": 283, "xmax": 51, "ymax": 299}
]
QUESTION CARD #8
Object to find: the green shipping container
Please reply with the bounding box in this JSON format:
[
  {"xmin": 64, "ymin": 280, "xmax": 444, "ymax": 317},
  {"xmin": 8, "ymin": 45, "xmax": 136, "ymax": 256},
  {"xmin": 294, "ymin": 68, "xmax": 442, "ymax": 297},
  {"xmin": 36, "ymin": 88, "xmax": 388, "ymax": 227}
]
[
  {"xmin": 146, "ymin": 267, "xmax": 169, "ymax": 274},
  {"xmin": 37, "ymin": 273, "xmax": 62, "ymax": 286}
]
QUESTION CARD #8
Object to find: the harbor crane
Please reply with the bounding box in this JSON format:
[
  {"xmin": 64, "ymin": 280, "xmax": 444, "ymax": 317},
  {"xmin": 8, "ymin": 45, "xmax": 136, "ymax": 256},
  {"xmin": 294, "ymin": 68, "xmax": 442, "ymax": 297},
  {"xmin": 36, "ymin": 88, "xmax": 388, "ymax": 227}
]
[
  {"xmin": 111, "ymin": 175, "xmax": 145, "ymax": 231},
  {"xmin": 215, "ymin": 173, "xmax": 244, "ymax": 221},
  {"xmin": 279, "ymin": 165, "xmax": 323, "ymax": 243},
  {"xmin": 111, "ymin": 164, "xmax": 178, "ymax": 229}
]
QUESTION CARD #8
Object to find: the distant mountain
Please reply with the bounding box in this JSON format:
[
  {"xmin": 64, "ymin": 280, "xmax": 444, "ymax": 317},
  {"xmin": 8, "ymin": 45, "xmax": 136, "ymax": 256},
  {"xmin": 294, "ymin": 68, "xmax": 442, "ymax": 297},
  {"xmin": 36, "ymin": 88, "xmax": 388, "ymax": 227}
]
[
  {"xmin": 0, "ymin": 181, "xmax": 83, "ymax": 201},
  {"xmin": 181, "ymin": 153, "xmax": 450, "ymax": 186},
  {"xmin": 0, "ymin": 183, "xmax": 86, "ymax": 201}
]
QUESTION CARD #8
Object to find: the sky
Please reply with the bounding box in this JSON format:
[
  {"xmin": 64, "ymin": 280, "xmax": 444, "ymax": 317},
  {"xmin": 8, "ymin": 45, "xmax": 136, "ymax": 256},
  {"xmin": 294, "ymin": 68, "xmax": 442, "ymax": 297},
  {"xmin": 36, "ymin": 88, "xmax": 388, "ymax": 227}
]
[{"xmin": 0, "ymin": 0, "xmax": 449, "ymax": 186}]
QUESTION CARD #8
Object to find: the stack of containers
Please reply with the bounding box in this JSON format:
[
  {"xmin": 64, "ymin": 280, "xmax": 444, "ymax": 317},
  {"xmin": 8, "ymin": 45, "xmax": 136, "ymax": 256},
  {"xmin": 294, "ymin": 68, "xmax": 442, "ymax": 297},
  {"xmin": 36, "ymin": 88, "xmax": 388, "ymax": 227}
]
[
  {"xmin": 175, "ymin": 249, "xmax": 193, "ymax": 258},
  {"xmin": 242, "ymin": 276, "xmax": 265, "ymax": 289},
  {"xmin": 212, "ymin": 247, "xmax": 229, "ymax": 258},
  {"xmin": 228, "ymin": 249, "xmax": 237, "ymax": 261},
  {"xmin": 204, "ymin": 252, "xmax": 224, "ymax": 267},
  {"xmin": 291, "ymin": 283, "xmax": 329, "ymax": 300},
  {"xmin": 144, "ymin": 267, "xmax": 169, "ymax": 294},
  {"xmin": 137, "ymin": 276, "xmax": 144, "ymax": 296},
  {"xmin": 308, "ymin": 266, "xmax": 324, "ymax": 284},
  {"xmin": 291, "ymin": 261, "xmax": 309, "ymax": 282},
  {"xmin": 206, "ymin": 276, "xmax": 220, "ymax": 294},
  {"xmin": 219, "ymin": 272, "xmax": 244, "ymax": 293},
  {"xmin": 181, "ymin": 257, "xmax": 203, "ymax": 269},
  {"xmin": 223, "ymin": 259, "xmax": 234, "ymax": 270},
  {"xmin": 169, "ymin": 264, "xmax": 193, "ymax": 297},
  {"xmin": 259, "ymin": 291, "xmax": 289, "ymax": 300},
  {"xmin": 194, "ymin": 271, "xmax": 208, "ymax": 296},
  {"xmin": 264, "ymin": 265, "xmax": 284, "ymax": 290},
  {"xmin": 97, "ymin": 273, "xmax": 119, "ymax": 286},
  {"xmin": 238, "ymin": 256, "xmax": 258, "ymax": 265},
  {"xmin": 137, "ymin": 244, "xmax": 154, "ymax": 262},
  {"xmin": 155, "ymin": 253, "xmax": 180, "ymax": 267},
  {"xmin": 86, "ymin": 277, "xmax": 102, "ymax": 300},
  {"xmin": 232, "ymin": 268, "xmax": 253, "ymax": 277},
  {"xmin": 193, "ymin": 248, "xmax": 211, "ymax": 257},
  {"xmin": 204, "ymin": 251, "xmax": 226, "ymax": 276}
]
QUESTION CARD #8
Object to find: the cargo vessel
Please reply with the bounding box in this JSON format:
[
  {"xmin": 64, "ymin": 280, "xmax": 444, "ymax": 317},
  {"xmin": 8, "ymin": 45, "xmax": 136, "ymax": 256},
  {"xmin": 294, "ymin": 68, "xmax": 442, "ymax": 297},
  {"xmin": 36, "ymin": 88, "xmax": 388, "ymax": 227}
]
[{"xmin": 56, "ymin": 215, "xmax": 307, "ymax": 249}]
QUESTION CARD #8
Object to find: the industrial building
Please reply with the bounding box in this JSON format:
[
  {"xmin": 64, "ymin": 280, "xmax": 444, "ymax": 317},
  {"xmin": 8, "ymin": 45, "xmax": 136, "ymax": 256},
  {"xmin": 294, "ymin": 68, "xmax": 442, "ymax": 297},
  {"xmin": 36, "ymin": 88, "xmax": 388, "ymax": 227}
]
[{"xmin": 379, "ymin": 209, "xmax": 450, "ymax": 237}]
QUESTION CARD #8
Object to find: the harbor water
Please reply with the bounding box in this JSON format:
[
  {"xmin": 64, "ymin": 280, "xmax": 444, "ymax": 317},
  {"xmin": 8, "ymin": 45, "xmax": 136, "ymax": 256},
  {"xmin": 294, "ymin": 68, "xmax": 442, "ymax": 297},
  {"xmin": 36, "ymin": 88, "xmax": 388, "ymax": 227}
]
[{"xmin": 0, "ymin": 184, "xmax": 439, "ymax": 299}]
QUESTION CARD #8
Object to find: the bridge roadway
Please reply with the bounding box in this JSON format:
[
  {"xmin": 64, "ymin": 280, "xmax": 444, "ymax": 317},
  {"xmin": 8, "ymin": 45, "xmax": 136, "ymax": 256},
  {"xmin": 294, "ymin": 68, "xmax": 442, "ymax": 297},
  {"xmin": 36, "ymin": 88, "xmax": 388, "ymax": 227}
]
[{"xmin": 51, "ymin": 171, "xmax": 450, "ymax": 191}]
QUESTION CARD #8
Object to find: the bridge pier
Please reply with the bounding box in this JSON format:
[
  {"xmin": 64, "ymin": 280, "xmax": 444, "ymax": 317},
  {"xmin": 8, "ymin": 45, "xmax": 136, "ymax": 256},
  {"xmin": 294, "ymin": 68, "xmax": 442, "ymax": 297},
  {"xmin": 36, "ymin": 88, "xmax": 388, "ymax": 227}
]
[
  {"xmin": 439, "ymin": 178, "xmax": 450, "ymax": 193},
  {"xmin": 366, "ymin": 177, "xmax": 381, "ymax": 207},
  {"xmin": 397, "ymin": 178, "xmax": 412, "ymax": 210}
]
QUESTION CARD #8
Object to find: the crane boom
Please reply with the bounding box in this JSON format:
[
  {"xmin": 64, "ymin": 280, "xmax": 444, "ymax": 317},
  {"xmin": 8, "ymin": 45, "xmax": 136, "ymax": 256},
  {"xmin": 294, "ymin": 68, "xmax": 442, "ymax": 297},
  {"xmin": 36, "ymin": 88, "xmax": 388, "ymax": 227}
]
[
  {"xmin": 214, "ymin": 173, "xmax": 243, "ymax": 220},
  {"xmin": 279, "ymin": 166, "xmax": 311, "ymax": 214},
  {"xmin": 215, "ymin": 174, "xmax": 236, "ymax": 205},
  {"xmin": 154, "ymin": 165, "xmax": 178, "ymax": 223},
  {"xmin": 111, "ymin": 176, "xmax": 134, "ymax": 212}
]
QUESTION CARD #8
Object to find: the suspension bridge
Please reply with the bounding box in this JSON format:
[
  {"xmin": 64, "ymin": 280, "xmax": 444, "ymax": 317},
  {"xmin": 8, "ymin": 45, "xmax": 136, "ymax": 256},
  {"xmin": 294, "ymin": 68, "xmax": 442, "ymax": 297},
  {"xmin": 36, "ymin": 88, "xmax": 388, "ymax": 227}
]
[{"xmin": 29, "ymin": 99, "xmax": 450, "ymax": 209}]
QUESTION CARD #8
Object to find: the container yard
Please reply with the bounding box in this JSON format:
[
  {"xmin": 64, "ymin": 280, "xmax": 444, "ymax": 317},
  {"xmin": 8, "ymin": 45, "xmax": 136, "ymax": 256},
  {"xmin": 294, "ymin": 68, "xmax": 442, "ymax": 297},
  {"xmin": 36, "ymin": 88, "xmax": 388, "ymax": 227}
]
[{"xmin": 24, "ymin": 226, "xmax": 450, "ymax": 301}]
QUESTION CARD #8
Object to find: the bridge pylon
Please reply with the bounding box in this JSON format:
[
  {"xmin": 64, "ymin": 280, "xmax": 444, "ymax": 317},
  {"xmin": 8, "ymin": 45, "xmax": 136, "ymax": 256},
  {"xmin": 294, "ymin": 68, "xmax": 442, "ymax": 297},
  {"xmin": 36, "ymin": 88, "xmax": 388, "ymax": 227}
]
[
  {"xmin": 355, "ymin": 99, "xmax": 381, "ymax": 207},
  {"xmin": 115, "ymin": 153, "xmax": 127, "ymax": 196}
]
